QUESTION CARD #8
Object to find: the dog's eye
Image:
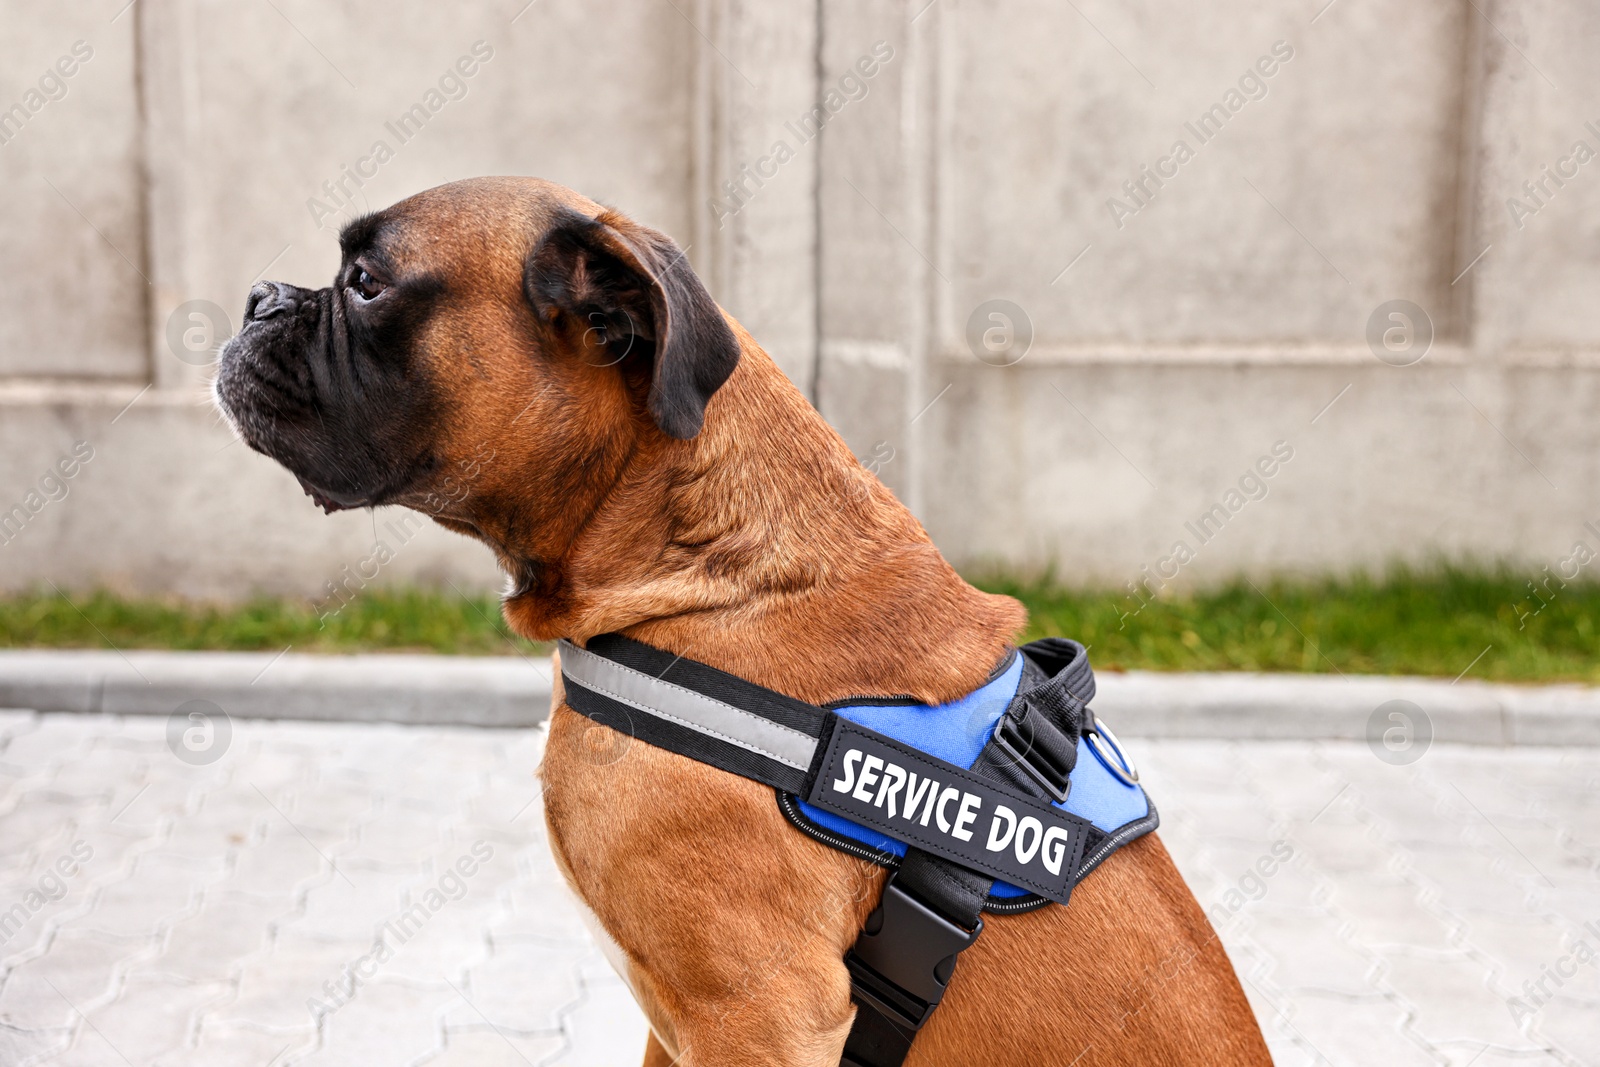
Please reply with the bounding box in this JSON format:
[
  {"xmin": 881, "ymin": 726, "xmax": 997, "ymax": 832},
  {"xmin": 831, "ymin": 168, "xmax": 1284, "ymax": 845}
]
[{"xmin": 350, "ymin": 268, "xmax": 386, "ymax": 301}]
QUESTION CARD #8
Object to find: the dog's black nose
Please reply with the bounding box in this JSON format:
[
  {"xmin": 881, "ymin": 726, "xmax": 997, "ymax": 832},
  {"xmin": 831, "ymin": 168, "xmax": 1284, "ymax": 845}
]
[{"xmin": 244, "ymin": 281, "xmax": 297, "ymax": 322}]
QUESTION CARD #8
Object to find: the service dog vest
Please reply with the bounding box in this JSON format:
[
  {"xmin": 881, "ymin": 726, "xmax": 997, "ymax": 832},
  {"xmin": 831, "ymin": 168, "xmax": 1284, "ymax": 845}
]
[{"xmin": 559, "ymin": 635, "xmax": 1157, "ymax": 1067}]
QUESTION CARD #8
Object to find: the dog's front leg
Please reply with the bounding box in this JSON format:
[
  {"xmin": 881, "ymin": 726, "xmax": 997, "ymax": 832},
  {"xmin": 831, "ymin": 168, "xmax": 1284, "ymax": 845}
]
[
  {"xmin": 542, "ymin": 703, "xmax": 878, "ymax": 1066},
  {"xmin": 642, "ymin": 1031, "xmax": 674, "ymax": 1066},
  {"xmin": 624, "ymin": 953, "xmax": 859, "ymax": 1067}
]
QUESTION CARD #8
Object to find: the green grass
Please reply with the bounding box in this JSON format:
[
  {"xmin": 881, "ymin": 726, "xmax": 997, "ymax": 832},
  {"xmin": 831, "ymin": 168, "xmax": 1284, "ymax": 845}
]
[
  {"xmin": 1, "ymin": 566, "xmax": 1594, "ymax": 683},
  {"xmin": 0, "ymin": 588, "xmax": 545, "ymax": 657},
  {"xmin": 973, "ymin": 565, "xmax": 1598, "ymax": 685}
]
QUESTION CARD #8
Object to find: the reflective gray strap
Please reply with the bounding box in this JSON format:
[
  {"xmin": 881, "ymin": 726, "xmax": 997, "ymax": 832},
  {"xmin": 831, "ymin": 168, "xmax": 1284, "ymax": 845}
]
[{"xmin": 557, "ymin": 639, "xmax": 819, "ymax": 771}]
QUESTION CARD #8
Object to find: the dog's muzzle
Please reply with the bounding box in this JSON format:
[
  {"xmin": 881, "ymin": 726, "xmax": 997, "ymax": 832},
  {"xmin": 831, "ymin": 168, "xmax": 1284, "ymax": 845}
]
[{"xmin": 214, "ymin": 283, "xmax": 373, "ymax": 513}]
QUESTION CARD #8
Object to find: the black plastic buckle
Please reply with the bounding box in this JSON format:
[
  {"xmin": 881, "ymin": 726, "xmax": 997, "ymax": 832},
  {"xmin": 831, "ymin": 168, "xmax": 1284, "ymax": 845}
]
[
  {"xmin": 844, "ymin": 879, "xmax": 984, "ymax": 1033},
  {"xmin": 991, "ymin": 706, "xmax": 1073, "ymax": 803}
]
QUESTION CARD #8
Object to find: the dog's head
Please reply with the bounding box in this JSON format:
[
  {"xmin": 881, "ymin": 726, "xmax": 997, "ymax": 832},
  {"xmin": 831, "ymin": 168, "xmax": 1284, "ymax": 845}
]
[{"xmin": 214, "ymin": 177, "xmax": 740, "ymax": 542}]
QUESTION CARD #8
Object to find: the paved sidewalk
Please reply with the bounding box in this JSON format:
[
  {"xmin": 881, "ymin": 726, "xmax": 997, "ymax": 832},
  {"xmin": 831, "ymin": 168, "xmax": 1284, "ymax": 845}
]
[{"xmin": 0, "ymin": 710, "xmax": 1595, "ymax": 1066}]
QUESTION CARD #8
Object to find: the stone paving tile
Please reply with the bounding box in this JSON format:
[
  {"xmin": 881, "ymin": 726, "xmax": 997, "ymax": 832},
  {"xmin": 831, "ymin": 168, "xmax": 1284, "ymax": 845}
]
[
  {"xmin": 58, "ymin": 853, "xmax": 222, "ymax": 941},
  {"xmin": 0, "ymin": 709, "xmax": 39, "ymax": 738},
  {"xmin": 1249, "ymin": 912, "xmax": 1378, "ymax": 995},
  {"xmin": 0, "ymin": 718, "xmax": 95, "ymax": 773},
  {"xmin": 1537, "ymin": 994, "xmax": 1600, "ymax": 1064},
  {"xmin": 0, "ymin": 716, "xmax": 1596, "ymax": 1066},
  {"xmin": 443, "ymin": 941, "xmax": 590, "ymax": 1033},
  {"xmin": 50, "ymin": 973, "xmax": 230, "ymax": 1066},
  {"xmin": 218, "ymin": 833, "xmax": 339, "ymax": 901},
  {"xmin": 277, "ymin": 867, "xmax": 424, "ymax": 944},
  {"xmin": 0, "ymin": 794, "xmax": 83, "ymax": 869},
  {"xmin": 153, "ymin": 1024, "xmax": 316, "ymax": 1067},
  {"xmin": 1387, "ymin": 952, "xmax": 1545, "ymax": 1051},
  {"xmin": 418, "ymin": 1029, "xmax": 565, "ymax": 1066},
  {"xmin": 0, "ymin": 1022, "xmax": 72, "ymax": 1067},
  {"xmin": 145, "ymin": 889, "xmax": 287, "ymax": 985},
  {"xmin": 1330, "ymin": 872, "xmax": 1459, "ymax": 952},
  {"xmin": 0, "ymin": 931, "xmax": 157, "ymax": 1030},
  {"xmin": 346, "ymin": 812, "xmax": 451, "ymax": 870},
  {"xmin": 211, "ymin": 932, "xmax": 380, "ymax": 1033},
  {"xmin": 289, "ymin": 981, "xmax": 451, "ymax": 1067},
  {"xmin": 557, "ymin": 954, "xmax": 654, "ymax": 1067},
  {"xmin": 378, "ymin": 903, "xmax": 495, "ymax": 986}
]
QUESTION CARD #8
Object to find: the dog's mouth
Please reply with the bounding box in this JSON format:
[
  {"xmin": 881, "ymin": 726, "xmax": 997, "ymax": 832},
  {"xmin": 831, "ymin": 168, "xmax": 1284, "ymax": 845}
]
[
  {"xmin": 216, "ymin": 320, "xmax": 389, "ymax": 517},
  {"xmin": 296, "ymin": 475, "xmax": 358, "ymax": 514},
  {"xmin": 217, "ymin": 361, "xmax": 374, "ymax": 516},
  {"xmin": 293, "ymin": 457, "xmax": 437, "ymax": 517}
]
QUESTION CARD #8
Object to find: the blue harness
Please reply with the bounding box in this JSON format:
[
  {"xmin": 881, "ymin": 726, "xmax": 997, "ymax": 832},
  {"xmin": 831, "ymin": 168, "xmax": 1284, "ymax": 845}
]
[
  {"xmin": 784, "ymin": 649, "xmax": 1153, "ymax": 909},
  {"xmin": 558, "ymin": 635, "xmax": 1157, "ymax": 1065}
]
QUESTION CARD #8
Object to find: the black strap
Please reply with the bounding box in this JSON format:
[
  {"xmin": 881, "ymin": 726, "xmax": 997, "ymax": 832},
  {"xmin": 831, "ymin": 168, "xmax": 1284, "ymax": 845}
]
[
  {"xmin": 839, "ymin": 639, "xmax": 1096, "ymax": 1067},
  {"xmin": 839, "ymin": 868, "xmax": 986, "ymax": 1066},
  {"xmin": 560, "ymin": 633, "xmax": 828, "ymax": 794}
]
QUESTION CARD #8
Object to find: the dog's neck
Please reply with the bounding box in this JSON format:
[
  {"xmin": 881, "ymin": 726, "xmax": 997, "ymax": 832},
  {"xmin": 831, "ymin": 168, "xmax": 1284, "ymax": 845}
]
[{"xmin": 498, "ymin": 330, "xmax": 1025, "ymax": 706}]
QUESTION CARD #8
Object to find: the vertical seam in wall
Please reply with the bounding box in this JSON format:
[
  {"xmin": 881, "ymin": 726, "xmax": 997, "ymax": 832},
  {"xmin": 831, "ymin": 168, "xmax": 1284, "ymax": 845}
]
[
  {"xmin": 902, "ymin": 0, "xmax": 936, "ymax": 522},
  {"xmin": 690, "ymin": 0, "xmax": 715, "ymax": 289},
  {"xmin": 904, "ymin": 0, "xmax": 921, "ymax": 519},
  {"xmin": 131, "ymin": 0, "xmax": 157, "ymax": 387},
  {"xmin": 808, "ymin": 0, "xmax": 825, "ymax": 408},
  {"xmin": 715, "ymin": 0, "xmax": 733, "ymax": 301},
  {"xmin": 1447, "ymin": 0, "xmax": 1487, "ymax": 352}
]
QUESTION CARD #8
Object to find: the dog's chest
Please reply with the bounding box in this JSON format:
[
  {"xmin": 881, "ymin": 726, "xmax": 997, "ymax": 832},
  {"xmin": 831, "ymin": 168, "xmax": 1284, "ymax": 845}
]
[{"xmin": 542, "ymin": 702, "xmax": 875, "ymax": 1058}]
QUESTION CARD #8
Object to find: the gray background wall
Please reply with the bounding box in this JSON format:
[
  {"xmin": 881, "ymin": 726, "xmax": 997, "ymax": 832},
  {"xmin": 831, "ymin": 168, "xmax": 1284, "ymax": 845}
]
[{"xmin": 1, "ymin": 0, "xmax": 1594, "ymax": 601}]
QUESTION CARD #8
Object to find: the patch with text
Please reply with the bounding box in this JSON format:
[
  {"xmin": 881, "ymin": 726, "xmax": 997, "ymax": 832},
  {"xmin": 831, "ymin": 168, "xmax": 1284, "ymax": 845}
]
[{"xmin": 805, "ymin": 718, "xmax": 1090, "ymax": 905}]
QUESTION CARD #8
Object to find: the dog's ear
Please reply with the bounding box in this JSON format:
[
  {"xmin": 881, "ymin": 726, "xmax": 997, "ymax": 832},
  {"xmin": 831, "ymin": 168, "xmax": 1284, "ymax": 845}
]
[{"xmin": 525, "ymin": 207, "xmax": 740, "ymax": 440}]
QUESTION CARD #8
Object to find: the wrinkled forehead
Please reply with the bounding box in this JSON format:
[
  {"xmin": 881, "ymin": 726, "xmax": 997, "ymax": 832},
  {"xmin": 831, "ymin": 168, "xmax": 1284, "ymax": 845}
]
[{"xmin": 335, "ymin": 177, "xmax": 605, "ymax": 280}]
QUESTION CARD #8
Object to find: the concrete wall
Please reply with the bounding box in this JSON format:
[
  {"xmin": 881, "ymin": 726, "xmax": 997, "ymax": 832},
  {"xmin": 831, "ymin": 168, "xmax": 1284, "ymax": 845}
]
[{"xmin": 1, "ymin": 0, "xmax": 1594, "ymax": 600}]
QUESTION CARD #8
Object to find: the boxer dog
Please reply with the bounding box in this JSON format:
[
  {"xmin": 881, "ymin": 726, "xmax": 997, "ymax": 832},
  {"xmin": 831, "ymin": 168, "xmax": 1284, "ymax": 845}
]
[{"xmin": 215, "ymin": 176, "xmax": 1272, "ymax": 1066}]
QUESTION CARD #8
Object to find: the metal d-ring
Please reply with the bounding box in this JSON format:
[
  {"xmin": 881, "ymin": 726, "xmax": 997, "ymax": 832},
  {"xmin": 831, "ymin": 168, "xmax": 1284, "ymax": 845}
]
[{"xmin": 1086, "ymin": 716, "xmax": 1139, "ymax": 786}]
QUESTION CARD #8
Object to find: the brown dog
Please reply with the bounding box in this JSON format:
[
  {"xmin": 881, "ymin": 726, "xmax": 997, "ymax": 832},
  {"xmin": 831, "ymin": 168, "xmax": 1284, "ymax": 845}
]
[{"xmin": 216, "ymin": 176, "xmax": 1272, "ymax": 1065}]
